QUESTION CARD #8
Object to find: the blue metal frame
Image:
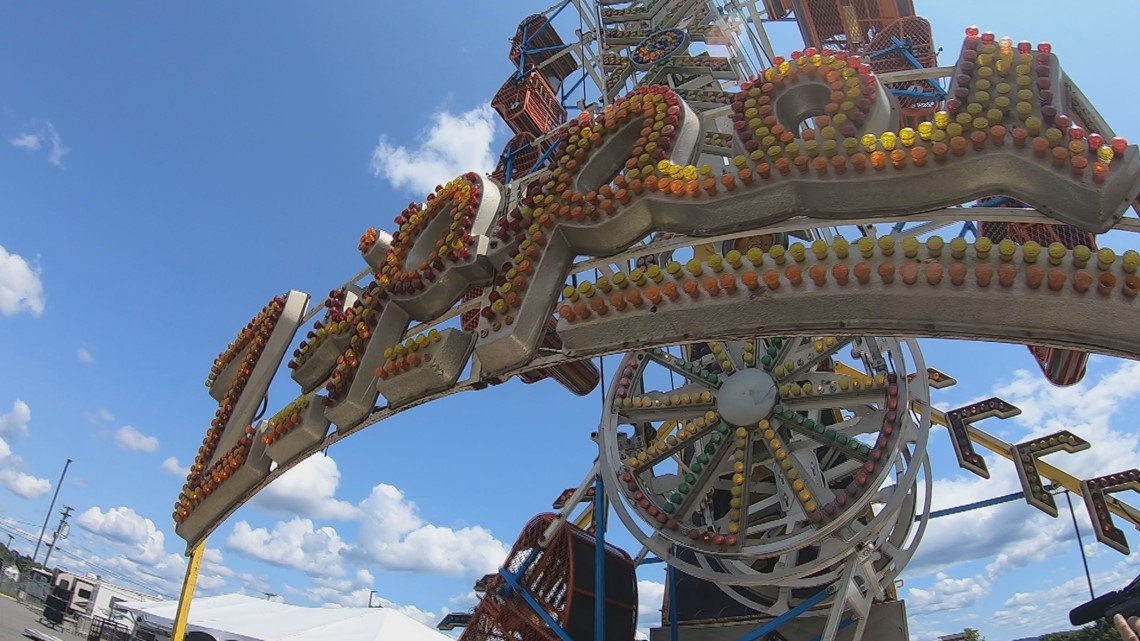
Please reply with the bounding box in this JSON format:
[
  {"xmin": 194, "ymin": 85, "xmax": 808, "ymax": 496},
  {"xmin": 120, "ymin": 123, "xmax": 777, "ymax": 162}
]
[
  {"xmin": 594, "ymin": 475, "xmax": 608, "ymax": 641},
  {"xmin": 499, "ymin": 567, "xmax": 577, "ymax": 641},
  {"xmin": 514, "ymin": 0, "xmax": 573, "ymax": 81},
  {"xmin": 493, "ymin": 475, "xmax": 610, "ymax": 641},
  {"xmin": 735, "ymin": 588, "xmax": 831, "ymax": 641},
  {"xmin": 868, "ymin": 35, "xmax": 947, "ymax": 100}
]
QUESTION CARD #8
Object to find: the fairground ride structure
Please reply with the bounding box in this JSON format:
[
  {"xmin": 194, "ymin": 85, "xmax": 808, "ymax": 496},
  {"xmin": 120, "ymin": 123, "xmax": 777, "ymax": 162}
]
[{"xmin": 170, "ymin": 2, "xmax": 1140, "ymax": 641}]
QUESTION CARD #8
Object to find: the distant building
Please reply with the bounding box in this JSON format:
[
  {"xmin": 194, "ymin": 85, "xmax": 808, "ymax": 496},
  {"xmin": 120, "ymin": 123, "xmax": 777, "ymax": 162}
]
[
  {"xmin": 938, "ymin": 632, "xmax": 973, "ymax": 641},
  {"xmin": 25, "ymin": 568, "xmax": 162, "ymax": 629},
  {"xmin": 52, "ymin": 571, "xmax": 96, "ymax": 617}
]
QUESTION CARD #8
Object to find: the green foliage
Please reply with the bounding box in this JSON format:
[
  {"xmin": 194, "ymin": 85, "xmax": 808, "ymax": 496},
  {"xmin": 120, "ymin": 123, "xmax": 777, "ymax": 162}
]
[
  {"xmin": 1041, "ymin": 619, "xmax": 1121, "ymax": 641},
  {"xmin": 964, "ymin": 629, "xmax": 986, "ymax": 641}
]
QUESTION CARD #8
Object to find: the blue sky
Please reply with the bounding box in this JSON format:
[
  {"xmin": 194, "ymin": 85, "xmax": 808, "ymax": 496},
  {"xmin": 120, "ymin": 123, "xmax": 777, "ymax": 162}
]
[{"xmin": 2, "ymin": 1, "xmax": 1140, "ymax": 640}]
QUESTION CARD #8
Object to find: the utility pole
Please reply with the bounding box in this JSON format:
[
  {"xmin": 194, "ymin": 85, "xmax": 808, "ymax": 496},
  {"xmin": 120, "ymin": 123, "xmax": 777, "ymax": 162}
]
[
  {"xmin": 5, "ymin": 533, "xmax": 13, "ymax": 551},
  {"xmin": 42, "ymin": 506, "xmax": 74, "ymax": 570},
  {"xmin": 32, "ymin": 458, "xmax": 72, "ymax": 566}
]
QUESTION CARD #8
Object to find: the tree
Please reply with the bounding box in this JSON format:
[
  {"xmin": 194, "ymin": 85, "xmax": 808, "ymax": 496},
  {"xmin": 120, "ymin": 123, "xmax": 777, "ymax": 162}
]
[
  {"xmin": 1042, "ymin": 619, "xmax": 1121, "ymax": 641},
  {"xmin": 964, "ymin": 629, "xmax": 986, "ymax": 641}
]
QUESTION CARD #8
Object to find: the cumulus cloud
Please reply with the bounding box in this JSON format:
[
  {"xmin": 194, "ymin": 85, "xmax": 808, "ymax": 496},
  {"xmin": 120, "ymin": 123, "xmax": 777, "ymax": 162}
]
[
  {"xmin": 0, "ymin": 399, "xmax": 31, "ymax": 438},
  {"xmin": 637, "ymin": 580, "xmax": 665, "ymax": 639},
  {"xmin": 902, "ymin": 360, "xmax": 1140, "ymax": 627},
  {"xmin": 355, "ymin": 483, "xmax": 509, "ymax": 576},
  {"xmin": 10, "ymin": 121, "xmax": 68, "ymax": 168},
  {"xmin": 230, "ymin": 455, "xmax": 509, "ymax": 582},
  {"xmin": 75, "ymin": 506, "xmax": 167, "ymax": 564},
  {"xmin": 251, "ymin": 454, "xmax": 357, "ymax": 520},
  {"xmin": 0, "ymin": 469, "xmax": 52, "ymax": 499},
  {"xmin": 76, "ymin": 347, "xmax": 94, "ymax": 364},
  {"xmin": 370, "ymin": 103, "xmax": 498, "ymax": 195},
  {"xmin": 0, "ymin": 246, "xmax": 45, "ymax": 317},
  {"xmin": 227, "ymin": 518, "xmax": 349, "ymax": 577},
  {"xmin": 0, "ymin": 407, "xmax": 51, "ymax": 499},
  {"xmin": 911, "ymin": 360, "xmax": 1140, "ymax": 578},
  {"xmin": 114, "ymin": 425, "xmax": 159, "ymax": 453},
  {"xmin": 161, "ymin": 457, "xmax": 189, "ymax": 477}
]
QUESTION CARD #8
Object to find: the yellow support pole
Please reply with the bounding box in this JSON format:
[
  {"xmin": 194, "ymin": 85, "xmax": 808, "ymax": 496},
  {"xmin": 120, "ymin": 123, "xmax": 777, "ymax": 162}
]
[{"xmin": 171, "ymin": 538, "xmax": 207, "ymax": 641}]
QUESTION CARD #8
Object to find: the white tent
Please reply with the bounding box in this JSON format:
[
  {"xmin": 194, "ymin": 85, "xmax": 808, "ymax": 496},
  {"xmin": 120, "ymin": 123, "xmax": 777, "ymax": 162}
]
[{"xmin": 115, "ymin": 593, "xmax": 453, "ymax": 641}]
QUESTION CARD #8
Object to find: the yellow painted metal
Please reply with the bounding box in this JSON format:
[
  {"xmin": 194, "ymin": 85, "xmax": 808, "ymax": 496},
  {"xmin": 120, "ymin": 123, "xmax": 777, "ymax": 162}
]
[
  {"xmin": 171, "ymin": 538, "xmax": 207, "ymax": 641},
  {"xmin": 576, "ymin": 506, "xmax": 595, "ymax": 530},
  {"xmin": 917, "ymin": 400, "xmax": 1140, "ymax": 527},
  {"xmin": 833, "ymin": 361, "xmax": 1138, "ymax": 526}
]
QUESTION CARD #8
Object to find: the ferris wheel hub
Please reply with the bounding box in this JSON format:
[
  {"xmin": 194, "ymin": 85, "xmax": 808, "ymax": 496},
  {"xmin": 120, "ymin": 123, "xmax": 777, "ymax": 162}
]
[{"xmin": 717, "ymin": 368, "xmax": 779, "ymax": 427}]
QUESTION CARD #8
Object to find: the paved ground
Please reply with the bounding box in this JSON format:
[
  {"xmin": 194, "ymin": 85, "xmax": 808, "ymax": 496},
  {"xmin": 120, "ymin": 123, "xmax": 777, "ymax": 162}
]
[{"xmin": 0, "ymin": 595, "xmax": 75, "ymax": 641}]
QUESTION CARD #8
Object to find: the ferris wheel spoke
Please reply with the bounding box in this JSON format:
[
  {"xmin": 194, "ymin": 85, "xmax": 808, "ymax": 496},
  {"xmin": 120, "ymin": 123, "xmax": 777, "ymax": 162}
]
[
  {"xmin": 623, "ymin": 413, "xmax": 725, "ymax": 471},
  {"xmin": 778, "ymin": 385, "xmax": 888, "ymax": 412},
  {"xmin": 756, "ymin": 419, "xmax": 827, "ymax": 520},
  {"xmin": 617, "ymin": 402, "xmax": 716, "ymax": 424},
  {"xmin": 665, "ymin": 422, "xmax": 736, "ymax": 523},
  {"xmin": 823, "ymin": 459, "xmax": 864, "ymax": 485},
  {"xmin": 645, "ymin": 347, "xmax": 724, "ymax": 389},
  {"xmin": 771, "ymin": 336, "xmax": 854, "ymax": 382},
  {"xmin": 770, "ymin": 413, "xmax": 872, "ymax": 462}
]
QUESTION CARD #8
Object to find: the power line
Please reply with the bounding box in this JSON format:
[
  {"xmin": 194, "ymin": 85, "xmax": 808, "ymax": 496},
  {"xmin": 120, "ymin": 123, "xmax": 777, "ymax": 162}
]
[{"xmin": 42, "ymin": 506, "xmax": 74, "ymax": 569}]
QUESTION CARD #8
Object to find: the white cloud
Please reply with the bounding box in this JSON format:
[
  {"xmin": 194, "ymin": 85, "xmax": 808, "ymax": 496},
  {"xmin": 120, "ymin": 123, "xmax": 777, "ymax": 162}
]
[
  {"xmin": 161, "ymin": 457, "xmax": 189, "ymax": 477},
  {"xmin": 906, "ymin": 572, "xmax": 991, "ymax": 614},
  {"xmin": 76, "ymin": 347, "xmax": 94, "ymax": 364},
  {"xmin": 637, "ymin": 580, "xmax": 665, "ymax": 639},
  {"xmin": 85, "ymin": 408, "xmax": 115, "ymax": 425},
  {"xmin": 911, "ymin": 360, "xmax": 1140, "ymax": 578},
  {"xmin": 75, "ymin": 506, "xmax": 167, "ymax": 565},
  {"xmin": 10, "ymin": 133, "xmax": 41, "ymax": 150},
  {"xmin": 0, "ymin": 406, "xmax": 50, "ymax": 499},
  {"xmin": 355, "ymin": 483, "xmax": 509, "ymax": 576},
  {"xmin": 0, "ymin": 468, "xmax": 52, "ymax": 499},
  {"xmin": 10, "ymin": 121, "xmax": 68, "ymax": 168},
  {"xmin": 114, "ymin": 425, "xmax": 159, "ymax": 453},
  {"xmin": 371, "ymin": 103, "xmax": 498, "ymax": 195},
  {"xmin": 252, "ymin": 454, "xmax": 357, "ymax": 520},
  {"xmin": 226, "ymin": 518, "xmax": 349, "ymax": 577},
  {"xmin": 0, "ymin": 246, "xmax": 45, "ymax": 317},
  {"xmin": 0, "ymin": 399, "xmax": 31, "ymax": 438}
]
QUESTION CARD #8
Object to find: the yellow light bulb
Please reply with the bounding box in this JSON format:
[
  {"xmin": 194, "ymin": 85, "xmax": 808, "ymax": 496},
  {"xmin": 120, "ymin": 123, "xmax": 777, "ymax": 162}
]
[{"xmin": 899, "ymin": 127, "xmax": 916, "ymax": 147}]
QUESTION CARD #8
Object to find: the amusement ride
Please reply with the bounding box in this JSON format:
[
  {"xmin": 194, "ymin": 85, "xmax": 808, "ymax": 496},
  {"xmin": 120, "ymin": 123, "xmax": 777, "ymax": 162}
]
[{"xmin": 171, "ymin": 1, "xmax": 1140, "ymax": 640}]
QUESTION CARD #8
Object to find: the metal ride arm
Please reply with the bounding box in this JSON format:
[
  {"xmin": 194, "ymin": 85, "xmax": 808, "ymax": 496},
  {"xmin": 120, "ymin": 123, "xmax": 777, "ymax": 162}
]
[{"xmin": 912, "ymin": 399, "xmax": 1140, "ymax": 528}]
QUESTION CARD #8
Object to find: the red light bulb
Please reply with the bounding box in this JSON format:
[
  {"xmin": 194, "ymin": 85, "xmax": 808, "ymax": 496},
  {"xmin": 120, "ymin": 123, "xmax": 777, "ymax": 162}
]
[
  {"xmin": 1018, "ymin": 41, "xmax": 1032, "ymax": 54},
  {"xmin": 1069, "ymin": 125, "xmax": 1084, "ymax": 140},
  {"xmin": 805, "ymin": 47, "xmax": 818, "ymax": 56},
  {"xmin": 1056, "ymin": 114, "xmax": 1071, "ymax": 131},
  {"xmin": 1111, "ymin": 137, "xmax": 1128, "ymax": 155},
  {"xmin": 981, "ymin": 31, "xmax": 996, "ymax": 44},
  {"xmin": 790, "ymin": 50, "xmax": 803, "ymax": 60},
  {"xmin": 965, "ymin": 25, "xmax": 980, "ymax": 38},
  {"xmin": 1088, "ymin": 132, "xmax": 1104, "ymax": 149},
  {"xmin": 773, "ymin": 56, "xmax": 785, "ymax": 66},
  {"xmin": 1038, "ymin": 42, "xmax": 1052, "ymax": 54}
]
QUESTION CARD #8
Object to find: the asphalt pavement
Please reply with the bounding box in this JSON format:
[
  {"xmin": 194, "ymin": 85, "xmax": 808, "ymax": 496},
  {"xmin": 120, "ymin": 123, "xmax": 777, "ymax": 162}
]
[{"xmin": 0, "ymin": 595, "xmax": 71, "ymax": 641}]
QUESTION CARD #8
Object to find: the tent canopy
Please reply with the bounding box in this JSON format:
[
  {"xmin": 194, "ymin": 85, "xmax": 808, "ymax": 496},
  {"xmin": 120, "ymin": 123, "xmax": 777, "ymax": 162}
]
[{"xmin": 115, "ymin": 593, "xmax": 451, "ymax": 641}]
